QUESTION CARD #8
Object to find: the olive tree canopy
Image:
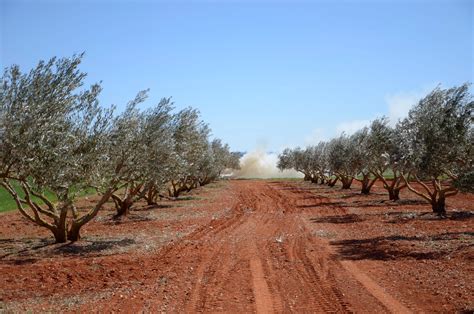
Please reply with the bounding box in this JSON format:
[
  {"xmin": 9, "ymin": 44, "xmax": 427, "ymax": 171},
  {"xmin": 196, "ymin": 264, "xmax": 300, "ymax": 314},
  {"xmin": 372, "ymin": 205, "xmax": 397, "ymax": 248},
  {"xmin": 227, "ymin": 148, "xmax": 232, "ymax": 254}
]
[
  {"xmin": 0, "ymin": 54, "xmax": 115, "ymax": 242},
  {"xmin": 326, "ymin": 135, "xmax": 358, "ymax": 189},
  {"xmin": 363, "ymin": 118, "xmax": 408, "ymax": 200},
  {"xmin": 399, "ymin": 83, "xmax": 473, "ymax": 215}
]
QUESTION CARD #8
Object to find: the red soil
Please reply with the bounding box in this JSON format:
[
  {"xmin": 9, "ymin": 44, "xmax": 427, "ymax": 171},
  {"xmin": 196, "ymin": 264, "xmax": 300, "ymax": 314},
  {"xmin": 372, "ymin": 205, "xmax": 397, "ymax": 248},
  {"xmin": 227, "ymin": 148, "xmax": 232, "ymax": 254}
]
[{"xmin": 0, "ymin": 180, "xmax": 473, "ymax": 313}]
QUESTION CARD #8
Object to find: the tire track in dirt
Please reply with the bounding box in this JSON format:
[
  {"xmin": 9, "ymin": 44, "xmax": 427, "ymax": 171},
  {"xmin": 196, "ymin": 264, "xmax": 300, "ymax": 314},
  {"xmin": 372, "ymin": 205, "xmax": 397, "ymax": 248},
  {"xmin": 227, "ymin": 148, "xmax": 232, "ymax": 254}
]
[
  {"xmin": 340, "ymin": 260, "xmax": 411, "ymax": 314},
  {"xmin": 184, "ymin": 198, "xmax": 252, "ymax": 312},
  {"xmin": 183, "ymin": 182, "xmax": 287, "ymax": 313},
  {"xmin": 273, "ymin": 181, "xmax": 412, "ymax": 313},
  {"xmin": 258, "ymin": 182, "xmax": 351, "ymax": 313},
  {"xmin": 250, "ymin": 254, "xmax": 275, "ymax": 314},
  {"xmin": 87, "ymin": 180, "xmax": 411, "ymax": 313}
]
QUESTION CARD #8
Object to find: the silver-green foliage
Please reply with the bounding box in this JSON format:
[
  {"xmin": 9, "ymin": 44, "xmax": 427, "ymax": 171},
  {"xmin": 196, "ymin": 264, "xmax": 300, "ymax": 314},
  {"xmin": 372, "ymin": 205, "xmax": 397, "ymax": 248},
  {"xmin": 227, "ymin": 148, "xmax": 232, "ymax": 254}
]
[
  {"xmin": 0, "ymin": 54, "xmax": 114, "ymax": 242},
  {"xmin": 0, "ymin": 54, "xmax": 239, "ymax": 241}
]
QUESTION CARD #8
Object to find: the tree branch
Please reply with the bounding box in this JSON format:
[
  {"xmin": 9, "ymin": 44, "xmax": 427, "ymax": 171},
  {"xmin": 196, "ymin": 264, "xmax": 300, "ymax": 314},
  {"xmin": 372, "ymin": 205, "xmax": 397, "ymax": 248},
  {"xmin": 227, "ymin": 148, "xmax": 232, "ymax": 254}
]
[
  {"xmin": 402, "ymin": 174, "xmax": 432, "ymax": 203},
  {"xmin": 0, "ymin": 179, "xmax": 36, "ymax": 223},
  {"xmin": 414, "ymin": 174, "xmax": 434, "ymax": 198}
]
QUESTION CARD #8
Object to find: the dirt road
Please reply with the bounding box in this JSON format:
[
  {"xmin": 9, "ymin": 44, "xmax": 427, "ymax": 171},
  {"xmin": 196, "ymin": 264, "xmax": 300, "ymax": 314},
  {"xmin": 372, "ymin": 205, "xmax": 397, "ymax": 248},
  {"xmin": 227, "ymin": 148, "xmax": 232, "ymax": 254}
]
[
  {"xmin": 99, "ymin": 180, "xmax": 411, "ymax": 312},
  {"xmin": 2, "ymin": 179, "xmax": 473, "ymax": 312}
]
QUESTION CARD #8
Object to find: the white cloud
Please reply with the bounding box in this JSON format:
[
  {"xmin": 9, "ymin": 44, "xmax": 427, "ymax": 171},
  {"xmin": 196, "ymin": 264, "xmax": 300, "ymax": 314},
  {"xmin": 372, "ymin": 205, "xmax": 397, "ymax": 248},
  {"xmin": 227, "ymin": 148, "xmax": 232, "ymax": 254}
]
[
  {"xmin": 304, "ymin": 128, "xmax": 327, "ymax": 146},
  {"xmin": 297, "ymin": 85, "xmax": 436, "ymax": 147},
  {"xmin": 336, "ymin": 86, "xmax": 435, "ymax": 135},
  {"xmin": 336, "ymin": 119, "xmax": 371, "ymax": 135},
  {"xmin": 385, "ymin": 84, "xmax": 436, "ymax": 125},
  {"xmin": 385, "ymin": 92, "xmax": 420, "ymax": 125}
]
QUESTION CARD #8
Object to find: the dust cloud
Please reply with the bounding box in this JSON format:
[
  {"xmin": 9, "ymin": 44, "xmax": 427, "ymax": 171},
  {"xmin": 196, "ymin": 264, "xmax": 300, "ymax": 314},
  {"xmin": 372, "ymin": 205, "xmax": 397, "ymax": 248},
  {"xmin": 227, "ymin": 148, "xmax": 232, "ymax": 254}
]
[{"xmin": 233, "ymin": 149, "xmax": 303, "ymax": 179}]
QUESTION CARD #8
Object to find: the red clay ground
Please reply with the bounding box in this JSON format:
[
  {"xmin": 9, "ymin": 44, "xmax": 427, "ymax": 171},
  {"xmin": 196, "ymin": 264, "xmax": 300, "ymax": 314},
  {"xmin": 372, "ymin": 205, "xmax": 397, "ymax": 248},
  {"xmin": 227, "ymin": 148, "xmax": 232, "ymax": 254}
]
[{"xmin": 0, "ymin": 179, "xmax": 473, "ymax": 313}]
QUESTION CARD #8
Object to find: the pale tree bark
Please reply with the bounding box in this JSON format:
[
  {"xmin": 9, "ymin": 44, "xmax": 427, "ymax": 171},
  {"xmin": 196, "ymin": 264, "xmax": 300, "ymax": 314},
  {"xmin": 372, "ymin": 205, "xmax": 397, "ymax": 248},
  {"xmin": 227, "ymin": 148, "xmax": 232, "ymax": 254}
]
[
  {"xmin": 402, "ymin": 174, "xmax": 458, "ymax": 216},
  {"xmin": 373, "ymin": 169, "xmax": 407, "ymax": 201},
  {"xmin": 327, "ymin": 176, "xmax": 339, "ymax": 187},
  {"xmin": 112, "ymin": 182, "xmax": 150, "ymax": 219},
  {"xmin": 354, "ymin": 173, "xmax": 378, "ymax": 195},
  {"xmin": 339, "ymin": 175, "xmax": 353, "ymax": 189},
  {"xmin": 1, "ymin": 178, "xmax": 115, "ymax": 243}
]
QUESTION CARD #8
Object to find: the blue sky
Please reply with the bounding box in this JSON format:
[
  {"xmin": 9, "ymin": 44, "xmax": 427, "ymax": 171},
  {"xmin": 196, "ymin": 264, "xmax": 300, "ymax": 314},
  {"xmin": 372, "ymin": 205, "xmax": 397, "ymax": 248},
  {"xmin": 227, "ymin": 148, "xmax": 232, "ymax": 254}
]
[{"xmin": 1, "ymin": 0, "xmax": 472, "ymax": 152}]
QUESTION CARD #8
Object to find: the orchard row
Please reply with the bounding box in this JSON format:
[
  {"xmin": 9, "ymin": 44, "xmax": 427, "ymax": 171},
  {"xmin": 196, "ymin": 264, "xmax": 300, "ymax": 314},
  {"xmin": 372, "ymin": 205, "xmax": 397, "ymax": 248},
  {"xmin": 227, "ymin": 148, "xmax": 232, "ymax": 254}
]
[
  {"xmin": 278, "ymin": 84, "xmax": 473, "ymax": 215},
  {"xmin": 0, "ymin": 54, "xmax": 240, "ymax": 243}
]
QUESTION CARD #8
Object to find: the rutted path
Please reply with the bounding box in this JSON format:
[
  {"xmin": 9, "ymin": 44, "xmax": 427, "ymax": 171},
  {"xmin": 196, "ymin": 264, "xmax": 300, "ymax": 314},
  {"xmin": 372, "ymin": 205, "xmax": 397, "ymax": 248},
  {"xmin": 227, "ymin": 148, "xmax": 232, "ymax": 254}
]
[
  {"xmin": 146, "ymin": 180, "xmax": 412, "ymax": 313},
  {"xmin": 3, "ymin": 179, "xmax": 472, "ymax": 312},
  {"xmin": 56, "ymin": 180, "xmax": 412, "ymax": 313}
]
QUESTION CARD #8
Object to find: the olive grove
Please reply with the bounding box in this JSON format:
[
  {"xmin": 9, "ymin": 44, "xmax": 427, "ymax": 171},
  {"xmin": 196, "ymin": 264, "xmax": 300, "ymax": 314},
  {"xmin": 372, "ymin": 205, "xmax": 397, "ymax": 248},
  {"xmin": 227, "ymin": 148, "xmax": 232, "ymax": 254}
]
[
  {"xmin": 278, "ymin": 83, "xmax": 473, "ymax": 215},
  {"xmin": 0, "ymin": 55, "xmax": 240, "ymax": 242}
]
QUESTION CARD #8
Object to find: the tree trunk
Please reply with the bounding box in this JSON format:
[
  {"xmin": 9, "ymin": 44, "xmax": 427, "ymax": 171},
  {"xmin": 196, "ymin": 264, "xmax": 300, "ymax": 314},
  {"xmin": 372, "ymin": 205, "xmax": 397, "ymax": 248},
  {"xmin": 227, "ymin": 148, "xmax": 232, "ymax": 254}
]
[
  {"xmin": 432, "ymin": 197, "xmax": 446, "ymax": 216},
  {"xmin": 303, "ymin": 173, "xmax": 311, "ymax": 181},
  {"xmin": 379, "ymin": 175, "xmax": 406, "ymax": 201},
  {"xmin": 361, "ymin": 185, "xmax": 371, "ymax": 194},
  {"xmin": 52, "ymin": 204, "xmax": 69, "ymax": 243},
  {"xmin": 113, "ymin": 197, "xmax": 133, "ymax": 219},
  {"xmin": 327, "ymin": 177, "xmax": 338, "ymax": 187},
  {"xmin": 200, "ymin": 176, "xmax": 214, "ymax": 186},
  {"xmin": 360, "ymin": 177, "xmax": 370, "ymax": 194},
  {"xmin": 341, "ymin": 177, "xmax": 353, "ymax": 189},
  {"xmin": 170, "ymin": 183, "xmax": 186, "ymax": 198},
  {"xmin": 52, "ymin": 225, "xmax": 67, "ymax": 243},
  {"xmin": 67, "ymin": 223, "xmax": 81, "ymax": 242},
  {"xmin": 145, "ymin": 186, "xmax": 158, "ymax": 205},
  {"xmin": 359, "ymin": 175, "xmax": 377, "ymax": 195},
  {"xmin": 388, "ymin": 187, "xmax": 400, "ymax": 201},
  {"xmin": 115, "ymin": 202, "xmax": 131, "ymax": 218}
]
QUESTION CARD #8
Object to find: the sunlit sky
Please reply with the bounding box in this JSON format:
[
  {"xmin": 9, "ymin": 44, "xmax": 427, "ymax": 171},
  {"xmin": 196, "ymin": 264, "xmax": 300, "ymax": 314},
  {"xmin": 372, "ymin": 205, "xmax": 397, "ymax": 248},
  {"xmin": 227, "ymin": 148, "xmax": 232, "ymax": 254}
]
[{"xmin": 1, "ymin": 0, "xmax": 472, "ymax": 152}]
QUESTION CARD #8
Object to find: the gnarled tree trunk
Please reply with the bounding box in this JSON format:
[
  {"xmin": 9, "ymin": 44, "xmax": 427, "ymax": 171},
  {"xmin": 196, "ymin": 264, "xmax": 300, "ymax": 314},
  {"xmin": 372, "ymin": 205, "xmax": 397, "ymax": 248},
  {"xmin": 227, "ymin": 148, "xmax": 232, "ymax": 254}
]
[
  {"xmin": 168, "ymin": 180, "xmax": 189, "ymax": 198},
  {"xmin": 403, "ymin": 175, "xmax": 457, "ymax": 217},
  {"xmin": 144, "ymin": 185, "xmax": 158, "ymax": 205},
  {"xmin": 388, "ymin": 187, "xmax": 401, "ymax": 201},
  {"xmin": 374, "ymin": 170, "xmax": 407, "ymax": 201},
  {"xmin": 112, "ymin": 182, "xmax": 145, "ymax": 219},
  {"xmin": 327, "ymin": 177, "xmax": 338, "ymax": 187},
  {"xmin": 356, "ymin": 174, "xmax": 378, "ymax": 195},
  {"xmin": 340, "ymin": 176, "xmax": 353, "ymax": 189},
  {"xmin": 1, "ymin": 178, "xmax": 114, "ymax": 243},
  {"xmin": 113, "ymin": 195, "xmax": 133, "ymax": 219},
  {"xmin": 431, "ymin": 196, "xmax": 446, "ymax": 216}
]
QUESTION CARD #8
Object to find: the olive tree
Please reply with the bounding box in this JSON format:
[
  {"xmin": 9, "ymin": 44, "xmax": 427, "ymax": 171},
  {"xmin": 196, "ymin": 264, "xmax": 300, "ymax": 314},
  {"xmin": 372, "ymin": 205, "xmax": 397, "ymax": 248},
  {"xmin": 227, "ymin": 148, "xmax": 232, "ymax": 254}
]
[
  {"xmin": 279, "ymin": 147, "xmax": 316, "ymax": 181},
  {"xmin": 140, "ymin": 99, "xmax": 177, "ymax": 205},
  {"xmin": 364, "ymin": 118, "xmax": 408, "ymax": 200},
  {"xmin": 105, "ymin": 92, "xmax": 148, "ymax": 218},
  {"xmin": 278, "ymin": 143, "xmax": 333, "ymax": 185},
  {"xmin": 326, "ymin": 135, "xmax": 358, "ymax": 189},
  {"xmin": 105, "ymin": 95, "xmax": 176, "ymax": 218},
  {"xmin": 167, "ymin": 108, "xmax": 210, "ymax": 197},
  {"xmin": 277, "ymin": 148, "xmax": 297, "ymax": 174},
  {"xmin": 316, "ymin": 142, "xmax": 332, "ymax": 184},
  {"xmin": 399, "ymin": 83, "xmax": 473, "ymax": 215},
  {"xmin": 0, "ymin": 55, "xmax": 116, "ymax": 243},
  {"xmin": 303, "ymin": 146, "xmax": 323, "ymax": 184},
  {"xmin": 197, "ymin": 139, "xmax": 240, "ymax": 186},
  {"xmin": 350, "ymin": 128, "xmax": 378, "ymax": 194}
]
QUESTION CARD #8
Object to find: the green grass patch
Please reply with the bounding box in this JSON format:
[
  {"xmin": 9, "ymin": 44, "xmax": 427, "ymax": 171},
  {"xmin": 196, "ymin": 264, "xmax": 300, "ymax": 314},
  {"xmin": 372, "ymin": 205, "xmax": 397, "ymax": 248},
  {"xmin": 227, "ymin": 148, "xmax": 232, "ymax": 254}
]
[
  {"xmin": 0, "ymin": 181, "xmax": 56, "ymax": 213},
  {"xmin": 0, "ymin": 181, "xmax": 96, "ymax": 213},
  {"xmin": 0, "ymin": 184, "xmax": 18, "ymax": 213}
]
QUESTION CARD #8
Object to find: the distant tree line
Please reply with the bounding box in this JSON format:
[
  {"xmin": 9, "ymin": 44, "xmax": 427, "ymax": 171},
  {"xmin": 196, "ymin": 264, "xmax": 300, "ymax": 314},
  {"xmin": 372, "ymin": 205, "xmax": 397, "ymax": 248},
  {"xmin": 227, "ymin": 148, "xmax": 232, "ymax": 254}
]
[
  {"xmin": 278, "ymin": 84, "xmax": 473, "ymax": 216},
  {"xmin": 0, "ymin": 54, "xmax": 240, "ymax": 243}
]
